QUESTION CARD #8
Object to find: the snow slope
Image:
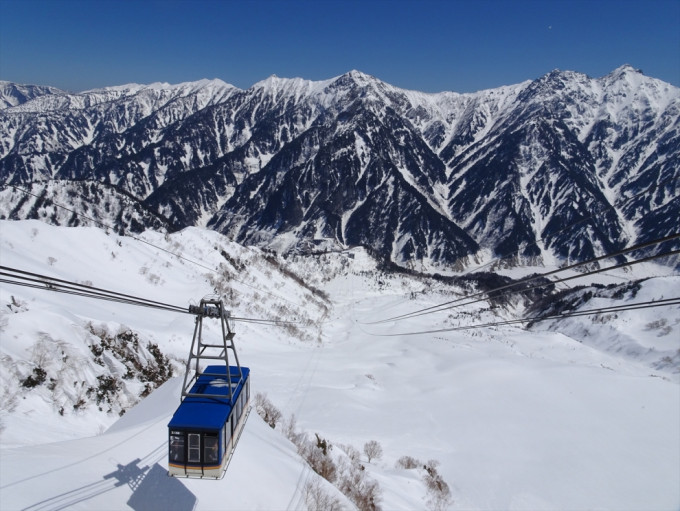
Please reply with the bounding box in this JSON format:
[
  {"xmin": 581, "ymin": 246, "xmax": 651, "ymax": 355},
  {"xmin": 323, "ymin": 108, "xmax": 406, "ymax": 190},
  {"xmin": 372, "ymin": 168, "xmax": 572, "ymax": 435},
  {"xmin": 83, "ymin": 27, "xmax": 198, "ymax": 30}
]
[
  {"xmin": 0, "ymin": 221, "xmax": 678, "ymax": 510},
  {"xmin": 0, "ymin": 377, "xmax": 327, "ymax": 511}
]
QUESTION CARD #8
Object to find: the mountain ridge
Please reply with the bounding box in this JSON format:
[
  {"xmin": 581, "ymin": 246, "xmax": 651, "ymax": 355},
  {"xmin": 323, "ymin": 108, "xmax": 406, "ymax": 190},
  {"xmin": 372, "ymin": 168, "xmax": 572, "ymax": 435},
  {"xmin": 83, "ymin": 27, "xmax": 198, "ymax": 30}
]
[{"xmin": 1, "ymin": 66, "xmax": 678, "ymax": 270}]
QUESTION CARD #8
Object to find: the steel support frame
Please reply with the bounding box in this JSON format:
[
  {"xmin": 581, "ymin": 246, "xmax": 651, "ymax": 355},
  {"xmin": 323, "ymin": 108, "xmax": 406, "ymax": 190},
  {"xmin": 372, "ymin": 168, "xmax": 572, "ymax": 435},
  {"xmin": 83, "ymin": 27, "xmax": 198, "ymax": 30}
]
[{"xmin": 181, "ymin": 298, "xmax": 243, "ymax": 401}]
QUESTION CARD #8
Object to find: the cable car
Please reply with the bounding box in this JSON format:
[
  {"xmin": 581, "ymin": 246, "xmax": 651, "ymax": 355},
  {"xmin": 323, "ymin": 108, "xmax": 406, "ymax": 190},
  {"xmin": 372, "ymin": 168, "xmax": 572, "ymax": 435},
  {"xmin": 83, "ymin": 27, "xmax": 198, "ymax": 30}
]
[{"xmin": 168, "ymin": 298, "xmax": 250, "ymax": 479}]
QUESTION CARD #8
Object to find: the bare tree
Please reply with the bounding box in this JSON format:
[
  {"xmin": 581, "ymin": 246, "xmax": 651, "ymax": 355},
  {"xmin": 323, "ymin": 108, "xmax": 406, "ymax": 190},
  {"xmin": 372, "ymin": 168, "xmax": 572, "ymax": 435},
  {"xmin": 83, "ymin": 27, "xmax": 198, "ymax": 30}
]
[{"xmin": 363, "ymin": 440, "xmax": 383, "ymax": 463}]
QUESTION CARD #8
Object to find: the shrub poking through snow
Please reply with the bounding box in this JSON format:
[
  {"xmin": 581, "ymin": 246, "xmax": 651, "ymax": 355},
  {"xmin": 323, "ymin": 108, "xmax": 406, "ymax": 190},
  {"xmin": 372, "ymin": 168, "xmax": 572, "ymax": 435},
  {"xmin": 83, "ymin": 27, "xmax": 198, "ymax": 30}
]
[
  {"xmin": 423, "ymin": 459, "xmax": 452, "ymax": 511},
  {"xmin": 337, "ymin": 456, "xmax": 382, "ymax": 511},
  {"xmin": 87, "ymin": 324, "xmax": 174, "ymax": 397},
  {"xmin": 20, "ymin": 366, "xmax": 47, "ymax": 388},
  {"xmin": 395, "ymin": 455, "xmax": 420, "ymax": 469},
  {"xmin": 304, "ymin": 479, "xmax": 343, "ymax": 511},
  {"xmin": 254, "ymin": 392, "xmax": 282, "ymax": 429},
  {"xmin": 342, "ymin": 443, "xmax": 361, "ymax": 464},
  {"xmin": 394, "ymin": 456, "xmax": 454, "ymax": 510},
  {"xmin": 298, "ymin": 433, "xmax": 338, "ymax": 483},
  {"xmin": 87, "ymin": 375, "xmax": 120, "ymax": 409},
  {"xmin": 269, "ymin": 403, "xmax": 383, "ymax": 511}
]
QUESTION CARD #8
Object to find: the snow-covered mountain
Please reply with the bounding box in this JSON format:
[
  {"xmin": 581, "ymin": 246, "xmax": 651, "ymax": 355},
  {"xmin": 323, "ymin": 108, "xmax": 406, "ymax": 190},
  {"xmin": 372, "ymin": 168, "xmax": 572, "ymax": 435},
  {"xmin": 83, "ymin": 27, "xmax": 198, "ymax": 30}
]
[
  {"xmin": 0, "ymin": 81, "xmax": 65, "ymax": 109},
  {"xmin": 1, "ymin": 66, "xmax": 678, "ymax": 269},
  {"xmin": 0, "ymin": 180, "xmax": 170, "ymax": 233},
  {"xmin": 0, "ymin": 220, "xmax": 678, "ymax": 510}
]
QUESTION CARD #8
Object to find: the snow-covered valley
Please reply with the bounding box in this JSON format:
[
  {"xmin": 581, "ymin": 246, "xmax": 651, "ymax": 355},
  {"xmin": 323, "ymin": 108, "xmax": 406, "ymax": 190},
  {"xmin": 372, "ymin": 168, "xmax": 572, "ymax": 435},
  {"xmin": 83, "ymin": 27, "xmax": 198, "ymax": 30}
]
[{"xmin": 0, "ymin": 220, "xmax": 678, "ymax": 510}]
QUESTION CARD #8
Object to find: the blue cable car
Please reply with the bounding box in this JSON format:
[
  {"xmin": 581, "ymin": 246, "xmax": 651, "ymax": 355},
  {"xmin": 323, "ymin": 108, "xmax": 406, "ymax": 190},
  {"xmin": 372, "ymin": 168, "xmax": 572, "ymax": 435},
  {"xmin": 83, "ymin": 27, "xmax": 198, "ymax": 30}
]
[{"xmin": 168, "ymin": 299, "xmax": 250, "ymax": 479}]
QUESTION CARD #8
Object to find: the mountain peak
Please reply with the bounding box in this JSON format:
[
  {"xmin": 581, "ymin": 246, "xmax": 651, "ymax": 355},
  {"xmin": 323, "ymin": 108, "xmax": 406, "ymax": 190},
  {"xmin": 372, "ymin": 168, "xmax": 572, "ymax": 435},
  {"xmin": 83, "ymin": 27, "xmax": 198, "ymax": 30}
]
[
  {"xmin": 542, "ymin": 68, "xmax": 590, "ymax": 83},
  {"xmin": 346, "ymin": 69, "xmax": 371, "ymax": 79},
  {"xmin": 611, "ymin": 64, "xmax": 643, "ymax": 76},
  {"xmin": 342, "ymin": 69, "xmax": 379, "ymax": 84},
  {"xmin": 517, "ymin": 68, "xmax": 590, "ymax": 102},
  {"xmin": 601, "ymin": 64, "xmax": 645, "ymax": 85},
  {"xmin": 329, "ymin": 70, "xmax": 381, "ymax": 87}
]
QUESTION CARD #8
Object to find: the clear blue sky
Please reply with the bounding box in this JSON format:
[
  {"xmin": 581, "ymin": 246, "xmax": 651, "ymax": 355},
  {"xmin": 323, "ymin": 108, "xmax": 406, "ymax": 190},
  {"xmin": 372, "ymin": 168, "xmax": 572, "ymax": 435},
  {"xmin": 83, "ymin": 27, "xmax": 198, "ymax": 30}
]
[{"xmin": 1, "ymin": 0, "xmax": 678, "ymax": 93}]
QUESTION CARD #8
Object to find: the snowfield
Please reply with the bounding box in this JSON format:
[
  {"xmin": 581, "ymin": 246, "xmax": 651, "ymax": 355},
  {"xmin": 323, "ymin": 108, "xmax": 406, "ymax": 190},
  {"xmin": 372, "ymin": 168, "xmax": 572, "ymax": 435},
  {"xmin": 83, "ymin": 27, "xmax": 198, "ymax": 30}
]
[{"xmin": 0, "ymin": 220, "xmax": 678, "ymax": 510}]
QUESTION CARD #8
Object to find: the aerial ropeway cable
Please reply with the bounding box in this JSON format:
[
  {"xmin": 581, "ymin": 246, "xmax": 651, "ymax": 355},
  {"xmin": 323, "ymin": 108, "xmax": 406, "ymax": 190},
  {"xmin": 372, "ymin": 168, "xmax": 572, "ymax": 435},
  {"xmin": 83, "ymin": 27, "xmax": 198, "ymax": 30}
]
[
  {"xmin": 364, "ymin": 233, "xmax": 680, "ymax": 325},
  {"xmin": 3, "ymin": 183, "xmax": 679, "ymax": 337},
  {"xmin": 0, "ymin": 265, "xmax": 190, "ymax": 315},
  {"xmin": 4, "ymin": 184, "xmax": 317, "ymax": 309},
  {"xmin": 0, "ymin": 265, "xmax": 305, "ymax": 327},
  {"xmin": 362, "ymin": 296, "xmax": 680, "ymax": 337}
]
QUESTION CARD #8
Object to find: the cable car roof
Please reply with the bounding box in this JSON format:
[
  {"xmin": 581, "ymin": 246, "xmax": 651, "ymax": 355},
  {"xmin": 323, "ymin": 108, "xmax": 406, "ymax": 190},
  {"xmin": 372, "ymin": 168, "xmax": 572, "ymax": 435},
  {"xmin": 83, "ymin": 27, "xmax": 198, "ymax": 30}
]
[{"xmin": 168, "ymin": 366, "xmax": 250, "ymax": 430}]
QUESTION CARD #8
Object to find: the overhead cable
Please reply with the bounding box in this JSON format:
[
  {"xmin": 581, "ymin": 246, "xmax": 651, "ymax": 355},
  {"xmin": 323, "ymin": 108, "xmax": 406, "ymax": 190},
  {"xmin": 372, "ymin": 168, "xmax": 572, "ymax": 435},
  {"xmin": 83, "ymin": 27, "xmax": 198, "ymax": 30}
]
[
  {"xmin": 4, "ymin": 184, "xmax": 318, "ymax": 308},
  {"xmin": 1, "ymin": 265, "xmax": 189, "ymax": 314},
  {"xmin": 363, "ymin": 296, "xmax": 680, "ymax": 337},
  {"xmin": 366, "ymin": 233, "xmax": 680, "ymax": 324},
  {"xmin": 1, "ymin": 265, "xmax": 304, "ymax": 326}
]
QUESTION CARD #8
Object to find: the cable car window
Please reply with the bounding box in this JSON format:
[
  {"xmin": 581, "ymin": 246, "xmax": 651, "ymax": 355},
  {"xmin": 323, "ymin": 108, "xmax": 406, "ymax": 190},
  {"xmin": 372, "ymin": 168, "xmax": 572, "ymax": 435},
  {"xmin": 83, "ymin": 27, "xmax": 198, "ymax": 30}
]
[
  {"xmin": 188, "ymin": 433, "xmax": 200, "ymax": 462},
  {"xmin": 204, "ymin": 434, "xmax": 218, "ymax": 464},
  {"xmin": 170, "ymin": 432, "xmax": 185, "ymax": 463}
]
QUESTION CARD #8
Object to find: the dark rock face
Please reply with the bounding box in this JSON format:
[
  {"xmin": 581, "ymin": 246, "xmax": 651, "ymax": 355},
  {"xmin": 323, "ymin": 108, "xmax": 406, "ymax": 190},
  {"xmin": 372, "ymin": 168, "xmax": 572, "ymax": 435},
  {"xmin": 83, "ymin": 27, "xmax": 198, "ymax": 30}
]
[{"xmin": 1, "ymin": 66, "xmax": 678, "ymax": 269}]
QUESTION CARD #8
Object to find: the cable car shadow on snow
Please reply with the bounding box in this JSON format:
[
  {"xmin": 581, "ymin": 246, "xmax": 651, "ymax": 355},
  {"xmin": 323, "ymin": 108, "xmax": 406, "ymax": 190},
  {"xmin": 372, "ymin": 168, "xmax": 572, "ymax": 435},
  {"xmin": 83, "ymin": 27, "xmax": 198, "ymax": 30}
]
[
  {"xmin": 125, "ymin": 463, "xmax": 197, "ymax": 511},
  {"xmin": 20, "ymin": 458, "xmax": 197, "ymax": 511}
]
